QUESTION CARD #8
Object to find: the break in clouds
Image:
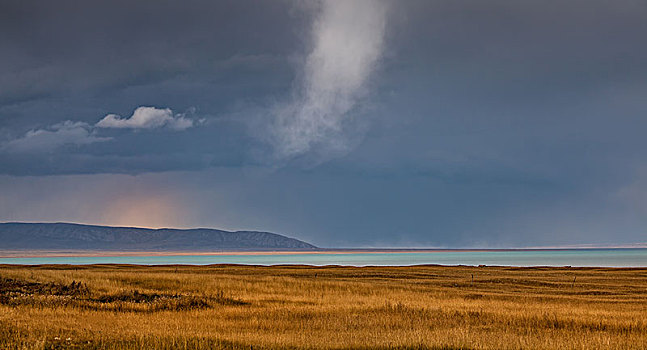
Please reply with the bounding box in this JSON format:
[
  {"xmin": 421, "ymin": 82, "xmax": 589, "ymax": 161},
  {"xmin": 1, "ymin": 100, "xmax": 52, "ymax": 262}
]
[{"xmin": 270, "ymin": 0, "xmax": 388, "ymax": 160}]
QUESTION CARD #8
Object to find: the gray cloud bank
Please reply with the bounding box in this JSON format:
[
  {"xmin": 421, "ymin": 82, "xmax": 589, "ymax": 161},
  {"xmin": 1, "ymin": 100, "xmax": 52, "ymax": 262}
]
[
  {"xmin": 2, "ymin": 121, "xmax": 110, "ymax": 153},
  {"xmin": 2, "ymin": 107, "xmax": 195, "ymax": 154}
]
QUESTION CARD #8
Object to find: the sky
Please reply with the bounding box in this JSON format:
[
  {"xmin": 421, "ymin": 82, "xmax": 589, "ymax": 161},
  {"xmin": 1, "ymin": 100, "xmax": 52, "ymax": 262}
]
[{"xmin": 1, "ymin": 0, "xmax": 646, "ymax": 248}]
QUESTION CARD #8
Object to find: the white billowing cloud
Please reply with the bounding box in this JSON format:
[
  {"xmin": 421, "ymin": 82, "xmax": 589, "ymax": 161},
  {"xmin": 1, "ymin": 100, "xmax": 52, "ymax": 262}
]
[
  {"xmin": 1, "ymin": 106, "xmax": 197, "ymax": 154},
  {"xmin": 96, "ymin": 106, "xmax": 193, "ymax": 130},
  {"xmin": 2, "ymin": 121, "xmax": 111, "ymax": 153},
  {"xmin": 271, "ymin": 0, "xmax": 388, "ymax": 159}
]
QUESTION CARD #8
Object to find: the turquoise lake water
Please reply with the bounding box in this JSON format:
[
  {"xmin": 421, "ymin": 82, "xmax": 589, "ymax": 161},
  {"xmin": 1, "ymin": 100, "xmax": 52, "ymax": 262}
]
[{"xmin": 1, "ymin": 249, "xmax": 646, "ymax": 267}]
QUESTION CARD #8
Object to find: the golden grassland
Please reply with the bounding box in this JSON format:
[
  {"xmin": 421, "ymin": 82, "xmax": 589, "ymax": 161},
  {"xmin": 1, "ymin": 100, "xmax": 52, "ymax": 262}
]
[{"xmin": 0, "ymin": 264, "xmax": 646, "ymax": 349}]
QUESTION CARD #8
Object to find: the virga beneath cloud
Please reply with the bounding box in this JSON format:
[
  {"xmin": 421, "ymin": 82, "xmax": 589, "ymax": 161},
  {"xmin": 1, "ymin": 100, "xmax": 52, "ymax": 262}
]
[{"xmin": 270, "ymin": 0, "xmax": 388, "ymax": 160}]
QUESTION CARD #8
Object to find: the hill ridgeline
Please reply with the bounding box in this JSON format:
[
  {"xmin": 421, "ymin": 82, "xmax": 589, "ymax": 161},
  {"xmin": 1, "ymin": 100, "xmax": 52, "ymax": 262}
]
[{"xmin": 0, "ymin": 222, "xmax": 317, "ymax": 251}]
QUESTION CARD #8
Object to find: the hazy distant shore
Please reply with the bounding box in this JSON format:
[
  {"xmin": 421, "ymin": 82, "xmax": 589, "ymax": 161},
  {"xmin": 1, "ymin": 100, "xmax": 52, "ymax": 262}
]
[
  {"xmin": 0, "ymin": 249, "xmax": 487, "ymax": 259},
  {"xmin": 2, "ymin": 247, "xmax": 646, "ymax": 259}
]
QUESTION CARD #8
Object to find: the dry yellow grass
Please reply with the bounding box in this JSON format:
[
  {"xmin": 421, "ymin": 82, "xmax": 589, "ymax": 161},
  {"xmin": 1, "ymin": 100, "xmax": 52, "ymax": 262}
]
[{"xmin": 1, "ymin": 264, "xmax": 646, "ymax": 349}]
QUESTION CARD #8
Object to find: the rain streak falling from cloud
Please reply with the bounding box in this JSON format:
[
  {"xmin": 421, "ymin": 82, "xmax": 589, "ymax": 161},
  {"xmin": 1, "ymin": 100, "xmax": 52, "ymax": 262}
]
[{"xmin": 271, "ymin": 0, "xmax": 388, "ymax": 160}]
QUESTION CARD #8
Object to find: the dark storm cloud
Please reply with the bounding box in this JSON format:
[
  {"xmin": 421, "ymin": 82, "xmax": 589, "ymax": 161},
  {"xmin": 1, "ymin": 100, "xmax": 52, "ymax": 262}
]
[
  {"xmin": 2, "ymin": 0, "xmax": 646, "ymax": 176},
  {"xmin": 1, "ymin": 0, "xmax": 647, "ymax": 246},
  {"xmin": 0, "ymin": 0, "xmax": 298, "ymax": 113},
  {"xmin": 0, "ymin": 0, "xmax": 300, "ymax": 174}
]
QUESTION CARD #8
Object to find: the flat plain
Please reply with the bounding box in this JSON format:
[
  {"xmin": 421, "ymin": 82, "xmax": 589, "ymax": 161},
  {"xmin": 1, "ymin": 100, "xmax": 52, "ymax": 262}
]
[{"xmin": 1, "ymin": 264, "xmax": 646, "ymax": 349}]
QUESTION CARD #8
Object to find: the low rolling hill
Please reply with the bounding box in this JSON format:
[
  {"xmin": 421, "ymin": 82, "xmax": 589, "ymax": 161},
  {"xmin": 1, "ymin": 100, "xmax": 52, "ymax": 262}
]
[{"xmin": 0, "ymin": 222, "xmax": 317, "ymax": 251}]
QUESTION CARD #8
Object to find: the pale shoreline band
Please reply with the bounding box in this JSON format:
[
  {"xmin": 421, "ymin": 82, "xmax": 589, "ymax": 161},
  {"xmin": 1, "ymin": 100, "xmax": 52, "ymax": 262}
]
[{"xmin": 1, "ymin": 247, "xmax": 646, "ymax": 259}]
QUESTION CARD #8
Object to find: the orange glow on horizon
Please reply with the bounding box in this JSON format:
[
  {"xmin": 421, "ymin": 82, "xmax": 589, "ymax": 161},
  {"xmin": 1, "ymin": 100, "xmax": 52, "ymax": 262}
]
[{"xmin": 100, "ymin": 194, "xmax": 183, "ymax": 229}]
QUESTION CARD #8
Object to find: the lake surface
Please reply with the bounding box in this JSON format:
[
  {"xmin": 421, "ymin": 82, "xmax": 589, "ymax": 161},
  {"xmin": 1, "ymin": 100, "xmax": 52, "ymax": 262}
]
[{"xmin": 1, "ymin": 249, "xmax": 646, "ymax": 267}]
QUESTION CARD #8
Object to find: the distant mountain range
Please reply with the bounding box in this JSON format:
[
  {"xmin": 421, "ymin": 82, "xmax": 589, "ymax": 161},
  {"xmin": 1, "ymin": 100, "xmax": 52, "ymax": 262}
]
[{"xmin": 0, "ymin": 222, "xmax": 317, "ymax": 251}]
